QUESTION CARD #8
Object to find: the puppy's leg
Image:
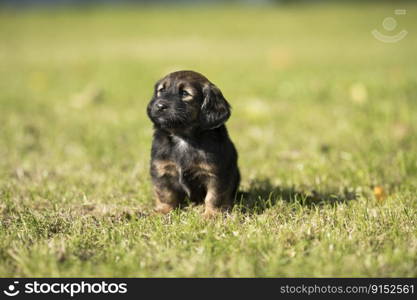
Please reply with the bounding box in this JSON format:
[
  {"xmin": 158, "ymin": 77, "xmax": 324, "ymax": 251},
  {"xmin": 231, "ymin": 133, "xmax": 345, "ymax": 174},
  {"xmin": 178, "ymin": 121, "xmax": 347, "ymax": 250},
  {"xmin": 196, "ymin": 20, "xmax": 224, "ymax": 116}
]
[
  {"xmin": 203, "ymin": 168, "xmax": 240, "ymax": 218},
  {"xmin": 153, "ymin": 184, "xmax": 185, "ymax": 214},
  {"xmin": 151, "ymin": 160, "xmax": 185, "ymax": 214},
  {"xmin": 203, "ymin": 180, "xmax": 233, "ymax": 218}
]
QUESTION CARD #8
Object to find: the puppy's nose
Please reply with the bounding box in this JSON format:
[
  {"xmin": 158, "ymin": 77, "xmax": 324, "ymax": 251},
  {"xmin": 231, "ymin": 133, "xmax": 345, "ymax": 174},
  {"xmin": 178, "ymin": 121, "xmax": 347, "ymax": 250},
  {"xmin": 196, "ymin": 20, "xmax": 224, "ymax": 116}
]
[{"xmin": 156, "ymin": 103, "xmax": 168, "ymax": 111}]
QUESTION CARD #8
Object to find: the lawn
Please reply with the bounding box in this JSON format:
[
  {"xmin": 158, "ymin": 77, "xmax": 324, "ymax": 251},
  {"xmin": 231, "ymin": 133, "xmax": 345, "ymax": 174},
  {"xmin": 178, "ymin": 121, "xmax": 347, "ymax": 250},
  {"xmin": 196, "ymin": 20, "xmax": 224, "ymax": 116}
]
[{"xmin": 0, "ymin": 2, "xmax": 416, "ymax": 277}]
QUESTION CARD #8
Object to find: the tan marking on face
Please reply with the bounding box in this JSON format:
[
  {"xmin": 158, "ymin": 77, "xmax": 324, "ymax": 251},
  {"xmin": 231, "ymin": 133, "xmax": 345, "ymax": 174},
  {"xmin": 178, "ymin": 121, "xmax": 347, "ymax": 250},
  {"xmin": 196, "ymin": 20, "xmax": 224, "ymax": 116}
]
[
  {"xmin": 156, "ymin": 78, "xmax": 172, "ymax": 97},
  {"xmin": 156, "ymin": 83, "xmax": 164, "ymax": 97},
  {"xmin": 153, "ymin": 160, "xmax": 178, "ymax": 177},
  {"xmin": 178, "ymin": 82, "xmax": 196, "ymax": 102},
  {"xmin": 182, "ymin": 94, "xmax": 193, "ymax": 102}
]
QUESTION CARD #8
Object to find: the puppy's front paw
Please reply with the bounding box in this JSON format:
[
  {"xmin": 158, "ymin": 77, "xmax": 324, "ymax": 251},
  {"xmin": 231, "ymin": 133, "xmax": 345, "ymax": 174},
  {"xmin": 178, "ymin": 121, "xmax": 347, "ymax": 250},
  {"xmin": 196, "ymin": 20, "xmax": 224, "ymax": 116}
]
[
  {"xmin": 154, "ymin": 202, "xmax": 175, "ymax": 215},
  {"xmin": 203, "ymin": 207, "xmax": 221, "ymax": 219}
]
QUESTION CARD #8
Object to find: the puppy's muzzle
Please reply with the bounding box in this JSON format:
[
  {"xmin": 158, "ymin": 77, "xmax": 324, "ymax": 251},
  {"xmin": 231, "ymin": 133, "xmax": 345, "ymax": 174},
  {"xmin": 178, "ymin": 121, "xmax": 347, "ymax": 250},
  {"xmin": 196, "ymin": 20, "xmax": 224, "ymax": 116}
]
[
  {"xmin": 153, "ymin": 100, "xmax": 169, "ymax": 113},
  {"xmin": 156, "ymin": 103, "xmax": 168, "ymax": 112}
]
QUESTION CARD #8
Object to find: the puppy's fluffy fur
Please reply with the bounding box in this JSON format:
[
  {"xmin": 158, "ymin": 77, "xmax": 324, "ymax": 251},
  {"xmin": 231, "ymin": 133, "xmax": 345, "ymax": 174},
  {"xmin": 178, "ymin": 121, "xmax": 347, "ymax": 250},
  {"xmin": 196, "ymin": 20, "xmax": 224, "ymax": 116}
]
[{"xmin": 147, "ymin": 70, "xmax": 240, "ymax": 217}]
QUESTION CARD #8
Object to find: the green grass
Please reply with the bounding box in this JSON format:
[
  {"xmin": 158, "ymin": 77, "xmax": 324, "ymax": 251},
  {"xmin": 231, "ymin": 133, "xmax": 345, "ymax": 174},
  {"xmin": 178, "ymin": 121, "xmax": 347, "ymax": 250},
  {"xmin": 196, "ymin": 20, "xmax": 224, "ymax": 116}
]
[{"xmin": 0, "ymin": 3, "xmax": 416, "ymax": 277}]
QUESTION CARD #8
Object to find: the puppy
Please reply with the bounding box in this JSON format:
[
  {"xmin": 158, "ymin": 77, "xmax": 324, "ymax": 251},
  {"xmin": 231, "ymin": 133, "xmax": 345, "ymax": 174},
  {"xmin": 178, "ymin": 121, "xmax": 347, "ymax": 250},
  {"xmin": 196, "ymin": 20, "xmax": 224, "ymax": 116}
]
[{"xmin": 147, "ymin": 70, "xmax": 240, "ymax": 217}]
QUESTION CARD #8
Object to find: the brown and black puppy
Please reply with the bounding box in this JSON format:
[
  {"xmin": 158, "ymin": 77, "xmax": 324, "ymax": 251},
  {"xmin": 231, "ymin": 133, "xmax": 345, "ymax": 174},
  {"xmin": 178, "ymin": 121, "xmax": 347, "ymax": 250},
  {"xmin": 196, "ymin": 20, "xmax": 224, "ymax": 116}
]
[{"xmin": 147, "ymin": 70, "xmax": 240, "ymax": 217}]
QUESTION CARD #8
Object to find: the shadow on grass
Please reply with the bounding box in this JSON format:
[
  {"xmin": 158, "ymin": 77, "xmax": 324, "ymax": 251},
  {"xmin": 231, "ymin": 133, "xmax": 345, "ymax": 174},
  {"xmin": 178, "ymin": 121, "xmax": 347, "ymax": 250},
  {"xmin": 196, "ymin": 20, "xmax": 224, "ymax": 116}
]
[
  {"xmin": 236, "ymin": 179, "xmax": 358, "ymax": 214},
  {"xmin": 94, "ymin": 179, "xmax": 359, "ymax": 221}
]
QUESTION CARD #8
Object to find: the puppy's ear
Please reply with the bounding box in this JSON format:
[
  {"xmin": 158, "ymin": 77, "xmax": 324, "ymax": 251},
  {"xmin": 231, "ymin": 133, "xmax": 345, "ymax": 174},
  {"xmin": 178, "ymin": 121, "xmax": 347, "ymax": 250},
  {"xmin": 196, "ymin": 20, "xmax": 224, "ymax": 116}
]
[{"xmin": 200, "ymin": 83, "xmax": 231, "ymax": 130}]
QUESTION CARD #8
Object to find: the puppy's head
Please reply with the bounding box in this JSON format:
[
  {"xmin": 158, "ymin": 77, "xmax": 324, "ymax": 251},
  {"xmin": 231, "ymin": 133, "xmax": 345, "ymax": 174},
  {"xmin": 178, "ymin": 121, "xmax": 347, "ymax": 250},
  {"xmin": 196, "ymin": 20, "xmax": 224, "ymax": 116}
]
[{"xmin": 147, "ymin": 70, "xmax": 231, "ymax": 131}]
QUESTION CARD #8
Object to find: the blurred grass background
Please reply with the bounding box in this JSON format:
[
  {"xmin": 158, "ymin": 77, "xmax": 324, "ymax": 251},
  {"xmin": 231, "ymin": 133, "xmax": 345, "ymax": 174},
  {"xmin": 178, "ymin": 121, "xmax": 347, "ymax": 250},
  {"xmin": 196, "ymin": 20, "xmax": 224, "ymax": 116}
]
[{"xmin": 0, "ymin": 1, "xmax": 416, "ymax": 276}]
